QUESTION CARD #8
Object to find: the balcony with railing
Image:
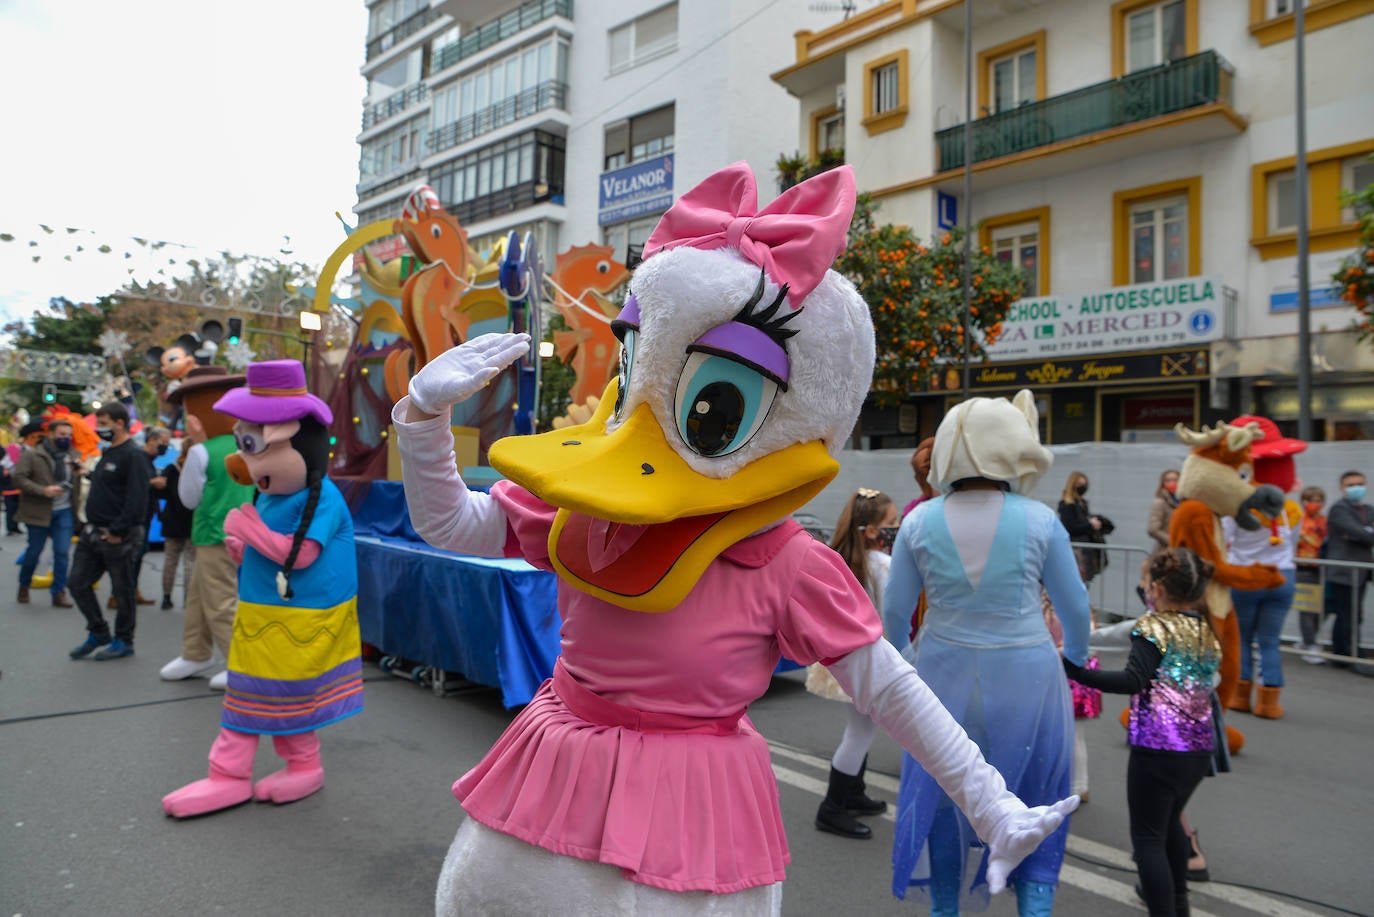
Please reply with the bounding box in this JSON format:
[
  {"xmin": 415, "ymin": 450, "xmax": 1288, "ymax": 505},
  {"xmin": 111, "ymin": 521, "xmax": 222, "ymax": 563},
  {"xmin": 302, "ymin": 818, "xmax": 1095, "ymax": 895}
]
[
  {"xmin": 429, "ymin": 80, "xmax": 568, "ymax": 154},
  {"xmin": 432, "ymin": 0, "xmax": 572, "ymax": 74},
  {"xmin": 366, "ymin": 6, "xmax": 444, "ymax": 62},
  {"xmin": 935, "ymin": 51, "xmax": 1239, "ymax": 174},
  {"xmin": 362, "ymin": 84, "xmax": 430, "ymax": 132}
]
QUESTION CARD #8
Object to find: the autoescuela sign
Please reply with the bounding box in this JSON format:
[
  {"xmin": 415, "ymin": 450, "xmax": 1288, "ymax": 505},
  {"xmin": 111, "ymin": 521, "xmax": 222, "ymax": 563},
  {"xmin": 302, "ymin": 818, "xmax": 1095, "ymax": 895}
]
[
  {"xmin": 984, "ymin": 275, "xmax": 1224, "ymax": 362},
  {"xmin": 598, "ymin": 154, "xmax": 674, "ymax": 226}
]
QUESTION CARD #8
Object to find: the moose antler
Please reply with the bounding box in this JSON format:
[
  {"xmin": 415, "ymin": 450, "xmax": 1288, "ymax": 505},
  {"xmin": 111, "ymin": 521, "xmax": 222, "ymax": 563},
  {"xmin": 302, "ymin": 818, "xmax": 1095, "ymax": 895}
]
[
  {"xmin": 1225, "ymin": 421, "xmax": 1263, "ymax": 453},
  {"xmin": 1174, "ymin": 422, "xmax": 1229, "ymax": 447}
]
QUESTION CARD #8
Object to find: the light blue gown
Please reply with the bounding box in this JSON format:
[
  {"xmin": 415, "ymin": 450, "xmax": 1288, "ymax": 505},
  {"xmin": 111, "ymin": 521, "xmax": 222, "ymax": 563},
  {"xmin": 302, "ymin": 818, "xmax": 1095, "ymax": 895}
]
[{"xmin": 883, "ymin": 492, "xmax": 1089, "ymax": 913}]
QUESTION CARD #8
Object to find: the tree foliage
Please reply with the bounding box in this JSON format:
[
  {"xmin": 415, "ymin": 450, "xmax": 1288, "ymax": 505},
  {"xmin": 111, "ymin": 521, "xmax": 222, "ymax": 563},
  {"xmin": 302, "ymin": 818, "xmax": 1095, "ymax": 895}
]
[
  {"xmin": 537, "ymin": 312, "xmax": 576, "ymax": 430},
  {"xmin": 834, "ymin": 195, "xmax": 1025, "ymax": 407},
  {"xmin": 1333, "ymin": 179, "xmax": 1374, "ymax": 341}
]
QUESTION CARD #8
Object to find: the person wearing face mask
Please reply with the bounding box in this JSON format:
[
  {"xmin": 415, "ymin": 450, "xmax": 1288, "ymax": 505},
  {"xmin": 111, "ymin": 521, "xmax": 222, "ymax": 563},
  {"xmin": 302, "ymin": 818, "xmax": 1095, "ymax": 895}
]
[
  {"xmin": 1058, "ymin": 471, "xmax": 1114, "ymax": 584},
  {"xmin": 15, "ymin": 419, "xmax": 81, "ymax": 607},
  {"xmin": 1294, "ymin": 486, "xmax": 1329, "ymax": 663},
  {"xmin": 807, "ymin": 487, "xmax": 898, "ymax": 840},
  {"xmin": 1325, "ymin": 470, "xmax": 1374, "ymax": 676},
  {"xmin": 66, "ymin": 403, "xmax": 152, "ymax": 661},
  {"xmin": 118, "ymin": 426, "xmax": 171, "ymax": 610},
  {"xmin": 1147, "ymin": 470, "xmax": 1182, "ymax": 550}
]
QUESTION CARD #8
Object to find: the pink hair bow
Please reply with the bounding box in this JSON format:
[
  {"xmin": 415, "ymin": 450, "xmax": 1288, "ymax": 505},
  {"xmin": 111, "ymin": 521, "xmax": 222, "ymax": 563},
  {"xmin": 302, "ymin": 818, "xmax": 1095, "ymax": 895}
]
[{"xmin": 643, "ymin": 162, "xmax": 856, "ymax": 308}]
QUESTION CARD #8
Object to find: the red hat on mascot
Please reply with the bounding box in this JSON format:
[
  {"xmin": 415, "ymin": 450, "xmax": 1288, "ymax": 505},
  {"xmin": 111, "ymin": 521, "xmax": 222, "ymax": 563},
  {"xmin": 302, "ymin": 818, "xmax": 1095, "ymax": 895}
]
[{"xmin": 1229, "ymin": 414, "xmax": 1306, "ymax": 493}]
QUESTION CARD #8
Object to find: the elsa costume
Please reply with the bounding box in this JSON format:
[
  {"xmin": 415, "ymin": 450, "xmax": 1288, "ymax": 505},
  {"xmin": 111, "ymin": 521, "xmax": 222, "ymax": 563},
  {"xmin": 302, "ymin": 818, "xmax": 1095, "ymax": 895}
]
[{"xmin": 883, "ymin": 391, "xmax": 1090, "ymax": 916}]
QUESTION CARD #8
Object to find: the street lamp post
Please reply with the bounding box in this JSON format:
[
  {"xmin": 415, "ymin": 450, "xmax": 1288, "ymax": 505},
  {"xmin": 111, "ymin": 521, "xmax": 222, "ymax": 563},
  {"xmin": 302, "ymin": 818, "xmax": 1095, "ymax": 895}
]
[
  {"xmin": 960, "ymin": 0, "xmax": 974, "ymax": 399},
  {"xmin": 1294, "ymin": 0, "xmax": 1314, "ymax": 440}
]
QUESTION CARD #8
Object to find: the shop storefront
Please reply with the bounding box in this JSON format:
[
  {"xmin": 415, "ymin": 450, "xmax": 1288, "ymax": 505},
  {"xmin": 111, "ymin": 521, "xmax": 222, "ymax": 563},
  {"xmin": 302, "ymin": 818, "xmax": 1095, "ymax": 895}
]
[
  {"xmin": 860, "ymin": 275, "xmax": 1230, "ymax": 447},
  {"xmin": 1213, "ymin": 330, "xmax": 1374, "ymax": 441}
]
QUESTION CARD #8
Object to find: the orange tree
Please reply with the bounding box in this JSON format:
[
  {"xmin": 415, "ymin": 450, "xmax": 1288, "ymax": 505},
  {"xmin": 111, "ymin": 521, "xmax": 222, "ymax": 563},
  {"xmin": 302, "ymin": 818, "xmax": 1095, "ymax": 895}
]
[
  {"xmin": 834, "ymin": 195, "xmax": 1025, "ymax": 406},
  {"xmin": 1334, "ymin": 181, "xmax": 1374, "ymax": 340}
]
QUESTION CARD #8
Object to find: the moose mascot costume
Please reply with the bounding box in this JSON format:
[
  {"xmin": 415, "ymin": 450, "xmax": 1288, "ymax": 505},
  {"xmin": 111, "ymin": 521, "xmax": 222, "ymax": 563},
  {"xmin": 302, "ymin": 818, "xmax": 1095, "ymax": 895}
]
[
  {"xmin": 1168, "ymin": 420, "xmax": 1287, "ymax": 753},
  {"xmin": 163, "ymin": 359, "xmax": 360, "ymax": 818}
]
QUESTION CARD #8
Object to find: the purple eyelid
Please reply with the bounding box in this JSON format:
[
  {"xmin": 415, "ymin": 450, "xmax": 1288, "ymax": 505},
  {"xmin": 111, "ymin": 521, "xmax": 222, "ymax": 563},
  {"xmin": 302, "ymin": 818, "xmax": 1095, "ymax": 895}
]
[
  {"xmin": 693, "ymin": 322, "xmax": 790, "ymax": 386},
  {"xmin": 614, "ymin": 294, "xmax": 640, "ymax": 327}
]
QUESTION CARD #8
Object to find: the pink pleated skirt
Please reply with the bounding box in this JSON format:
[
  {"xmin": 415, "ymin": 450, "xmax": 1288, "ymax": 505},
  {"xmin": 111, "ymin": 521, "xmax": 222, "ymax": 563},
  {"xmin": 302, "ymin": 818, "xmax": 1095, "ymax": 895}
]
[{"xmin": 454, "ymin": 661, "xmax": 791, "ymax": 894}]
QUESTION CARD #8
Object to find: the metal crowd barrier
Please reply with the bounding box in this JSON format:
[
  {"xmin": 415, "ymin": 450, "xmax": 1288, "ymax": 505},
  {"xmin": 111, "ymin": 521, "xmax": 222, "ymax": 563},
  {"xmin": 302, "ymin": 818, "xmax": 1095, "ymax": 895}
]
[{"xmin": 1071, "ymin": 541, "xmax": 1374, "ymax": 666}]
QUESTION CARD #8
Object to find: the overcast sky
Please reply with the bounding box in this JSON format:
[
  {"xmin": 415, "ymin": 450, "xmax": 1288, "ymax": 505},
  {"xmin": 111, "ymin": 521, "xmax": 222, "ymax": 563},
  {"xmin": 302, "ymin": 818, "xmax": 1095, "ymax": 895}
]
[{"xmin": 0, "ymin": 0, "xmax": 369, "ymax": 329}]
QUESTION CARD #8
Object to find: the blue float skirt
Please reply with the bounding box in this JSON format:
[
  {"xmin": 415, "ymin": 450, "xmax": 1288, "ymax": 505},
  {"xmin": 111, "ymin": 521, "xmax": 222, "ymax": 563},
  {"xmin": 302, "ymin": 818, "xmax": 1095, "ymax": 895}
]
[{"xmin": 892, "ymin": 632, "xmax": 1073, "ymax": 909}]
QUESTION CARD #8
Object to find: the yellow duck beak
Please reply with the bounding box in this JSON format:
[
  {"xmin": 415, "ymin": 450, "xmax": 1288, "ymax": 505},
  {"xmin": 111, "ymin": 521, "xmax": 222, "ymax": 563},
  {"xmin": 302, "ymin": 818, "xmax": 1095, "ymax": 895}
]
[{"xmin": 488, "ymin": 380, "xmax": 837, "ymax": 612}]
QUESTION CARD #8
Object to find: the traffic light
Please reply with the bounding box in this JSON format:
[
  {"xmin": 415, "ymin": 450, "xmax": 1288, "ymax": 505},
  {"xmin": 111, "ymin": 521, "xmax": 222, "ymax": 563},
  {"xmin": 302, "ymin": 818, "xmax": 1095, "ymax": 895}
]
[
  {"xmin": 42, "ymin": 383, "xmax": 57, "ymax": 404},
  {"xmin": 227, "ymin": 317, "xmax": 243, "ymax": 344}
]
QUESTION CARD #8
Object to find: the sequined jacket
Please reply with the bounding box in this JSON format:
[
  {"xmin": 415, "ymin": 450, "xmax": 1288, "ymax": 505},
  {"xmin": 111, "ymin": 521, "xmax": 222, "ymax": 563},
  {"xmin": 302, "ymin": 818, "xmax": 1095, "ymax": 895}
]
[{"xmin": 1065, "ymin": 610, "xmax": 1220, "ymax": 754}]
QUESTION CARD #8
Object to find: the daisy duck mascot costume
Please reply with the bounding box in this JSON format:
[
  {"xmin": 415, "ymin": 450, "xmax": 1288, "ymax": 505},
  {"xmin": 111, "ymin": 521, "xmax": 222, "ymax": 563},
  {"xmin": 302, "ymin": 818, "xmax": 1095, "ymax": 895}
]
[
  {"xmin": 163, "ymin": 359, "xmax": 361, "ymax": 817},
  {"xmin": 393, "ymin": 163, "xmax": 1076, "ymax": 916}
]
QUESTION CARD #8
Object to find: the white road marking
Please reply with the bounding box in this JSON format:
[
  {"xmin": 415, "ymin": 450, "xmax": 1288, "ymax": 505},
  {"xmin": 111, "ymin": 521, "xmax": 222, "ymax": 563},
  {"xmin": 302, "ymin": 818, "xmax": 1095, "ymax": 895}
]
[{"xmin": 771, "ymin": 742, "xmax": 1319, "ymax": 916}]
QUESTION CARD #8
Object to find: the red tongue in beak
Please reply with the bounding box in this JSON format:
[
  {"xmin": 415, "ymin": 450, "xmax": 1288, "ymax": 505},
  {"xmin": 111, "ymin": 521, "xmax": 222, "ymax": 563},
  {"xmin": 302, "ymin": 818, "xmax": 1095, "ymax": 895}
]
[
  {"xmin": 557, "ymin": 511, "xmax": 728, "ymax": 600},
  {"xmin": 258, "ymin": 476, "xmax": 271, "ymax": 491},
  {"xmin": 585, "ymin": 518, "xmax": 649, "ymax": 572}
]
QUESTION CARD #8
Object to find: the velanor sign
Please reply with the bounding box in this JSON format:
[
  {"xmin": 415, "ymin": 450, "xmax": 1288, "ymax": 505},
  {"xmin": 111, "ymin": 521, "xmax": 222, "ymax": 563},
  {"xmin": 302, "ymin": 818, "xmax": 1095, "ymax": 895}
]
[{"xmin": 985, "ymin": 276, "xmax": 1223, "ymax": 362}]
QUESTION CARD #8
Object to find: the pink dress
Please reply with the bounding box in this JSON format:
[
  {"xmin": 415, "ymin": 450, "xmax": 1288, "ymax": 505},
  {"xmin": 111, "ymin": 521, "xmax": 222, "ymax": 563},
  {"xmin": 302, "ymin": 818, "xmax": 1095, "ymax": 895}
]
[{"xmin": 454, "ymin": 481, "xmax": 882, "ymax": 894}]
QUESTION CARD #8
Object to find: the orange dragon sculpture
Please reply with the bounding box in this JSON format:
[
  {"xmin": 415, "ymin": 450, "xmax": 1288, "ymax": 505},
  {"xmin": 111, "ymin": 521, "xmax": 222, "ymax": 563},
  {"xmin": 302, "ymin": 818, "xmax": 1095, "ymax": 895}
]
[
  {"xmin": 383, "ymin": 186, "xmax": 506, "ymax": 404},
  {"xmin": 549, "ymin": 243, "xmax": 629, "ymax": 407}
]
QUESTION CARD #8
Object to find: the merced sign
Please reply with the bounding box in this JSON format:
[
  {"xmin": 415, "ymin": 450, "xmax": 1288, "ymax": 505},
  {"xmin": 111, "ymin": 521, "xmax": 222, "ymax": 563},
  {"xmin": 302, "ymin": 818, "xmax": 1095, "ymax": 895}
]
[{"xmin": 983, "ymin": 275, "xmax": 1224, "ymax": 361}]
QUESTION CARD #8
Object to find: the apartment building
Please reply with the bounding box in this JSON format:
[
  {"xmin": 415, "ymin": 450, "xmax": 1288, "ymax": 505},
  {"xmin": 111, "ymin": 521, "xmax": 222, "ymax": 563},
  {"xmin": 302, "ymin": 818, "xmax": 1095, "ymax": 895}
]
[
  {"xmin": 774, "ymin": 0, "xmax": 1374, "ymax": 444},
  {"xmin": 356, "ymin": 0, "xmax": 833, "ymax": 272}
]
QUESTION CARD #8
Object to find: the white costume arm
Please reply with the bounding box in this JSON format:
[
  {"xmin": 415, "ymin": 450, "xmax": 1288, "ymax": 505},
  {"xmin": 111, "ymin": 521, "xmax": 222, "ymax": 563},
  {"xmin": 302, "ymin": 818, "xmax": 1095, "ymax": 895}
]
[
  {"xmin": 177, "ymin": 444, "xmax": 208, "ymax": 509},
  {"xmin": 828, "ymin": 639, "xmax": 1077, "ymax": 895},
  {"xmin": 391, "ymin": 397, "xmax": 508, "ymax": 558},
  {"xmin": 389, "ymin": 333, "xmax": 531, "ymax": 558}
]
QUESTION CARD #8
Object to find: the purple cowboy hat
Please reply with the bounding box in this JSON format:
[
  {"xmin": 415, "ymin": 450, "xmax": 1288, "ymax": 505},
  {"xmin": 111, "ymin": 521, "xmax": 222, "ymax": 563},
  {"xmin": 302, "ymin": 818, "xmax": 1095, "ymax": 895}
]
[{"xmin": 213, "ymin": 360, "xmax": 332, "ymax": 426}]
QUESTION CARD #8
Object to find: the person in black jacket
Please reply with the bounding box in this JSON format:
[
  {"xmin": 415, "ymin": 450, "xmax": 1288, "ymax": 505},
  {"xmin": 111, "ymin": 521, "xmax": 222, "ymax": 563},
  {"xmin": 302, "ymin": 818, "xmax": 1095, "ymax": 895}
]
[
  {"xmin": 1058, "ymin": 470, "xmax": 1113, "ymax": 583},
  {"xmin": 158, "ymin": 439, "xmax": 196, "ymax": 610},
  {"xmin": 67, "ymin": 403, "xmax": 152, "ymax": 661}
]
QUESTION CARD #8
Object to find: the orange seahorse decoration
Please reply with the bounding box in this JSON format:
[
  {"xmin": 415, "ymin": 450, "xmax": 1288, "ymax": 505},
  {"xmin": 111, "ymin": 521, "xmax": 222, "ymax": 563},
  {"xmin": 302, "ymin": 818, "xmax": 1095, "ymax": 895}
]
[
  {"xmin": 550, "ymin": 244, "xmax": 630, "ymax": 406},
  {"xmin": 393, "ymin": 186, "xmax": 473, "ymax": 371}
]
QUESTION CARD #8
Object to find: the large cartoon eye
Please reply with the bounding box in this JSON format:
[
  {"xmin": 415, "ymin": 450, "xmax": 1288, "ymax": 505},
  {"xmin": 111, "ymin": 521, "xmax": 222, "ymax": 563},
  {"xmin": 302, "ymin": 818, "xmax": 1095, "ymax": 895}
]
[
  {"xmin": 596, "ymin": 260, "xmax": 611, "ymax": 274},
  {"xmin": 1237, "ymin": 462, "xmax": 1253, "ymax": 483},
  {"xmin": 673, "ymin": 351, "xmax": 779, "ymax": 457},
  {"xmin": 233, "ymin": 421, "xmax": 269, "ymax": 456},
  {"xmin": 614, "ymin": 328, "xmax": 636, "ymax": 419},
  {"xmin": 430, "ymin": 223, "xmax": 442, "ymax": 240}
]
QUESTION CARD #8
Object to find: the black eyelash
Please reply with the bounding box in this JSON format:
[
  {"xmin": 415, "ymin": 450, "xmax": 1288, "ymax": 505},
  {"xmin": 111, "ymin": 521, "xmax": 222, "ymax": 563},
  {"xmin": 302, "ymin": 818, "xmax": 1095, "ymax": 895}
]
[{"xmin": 733, "ymin": 268, "xmax": 802, "ymax": 344}]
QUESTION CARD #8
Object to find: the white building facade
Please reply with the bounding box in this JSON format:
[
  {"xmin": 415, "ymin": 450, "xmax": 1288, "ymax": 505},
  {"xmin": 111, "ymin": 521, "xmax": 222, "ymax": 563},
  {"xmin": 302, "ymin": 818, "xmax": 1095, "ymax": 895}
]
[
  {"xmin": 774, "ymin": 0, "xmax": 1374, "ymax": 445},
  {"xmin": 356, "ymin": 0, "xmax": 835, "ymax": 271}
]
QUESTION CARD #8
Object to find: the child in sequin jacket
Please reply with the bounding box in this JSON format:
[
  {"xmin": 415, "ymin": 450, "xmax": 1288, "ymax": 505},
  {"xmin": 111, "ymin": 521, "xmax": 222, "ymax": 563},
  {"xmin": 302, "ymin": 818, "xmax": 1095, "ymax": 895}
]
[{"xmin": 1064, "ymin": 547, "xmax": 1221, "ymax": 917}]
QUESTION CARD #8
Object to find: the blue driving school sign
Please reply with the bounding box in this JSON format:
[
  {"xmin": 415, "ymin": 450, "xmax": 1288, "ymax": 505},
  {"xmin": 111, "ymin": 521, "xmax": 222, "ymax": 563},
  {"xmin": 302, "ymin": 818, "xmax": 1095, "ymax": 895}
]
[{"xmin": 598, "ymin": 154, "xmax": 674, "ymax": 226}]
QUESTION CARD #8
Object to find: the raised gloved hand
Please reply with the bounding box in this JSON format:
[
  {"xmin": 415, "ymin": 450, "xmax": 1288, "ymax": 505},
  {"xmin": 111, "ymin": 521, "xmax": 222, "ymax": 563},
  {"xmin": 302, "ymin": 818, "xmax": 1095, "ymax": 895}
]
[{"xmin": 408, "ymin": 332, "xmax": 531, "ymax": 417}]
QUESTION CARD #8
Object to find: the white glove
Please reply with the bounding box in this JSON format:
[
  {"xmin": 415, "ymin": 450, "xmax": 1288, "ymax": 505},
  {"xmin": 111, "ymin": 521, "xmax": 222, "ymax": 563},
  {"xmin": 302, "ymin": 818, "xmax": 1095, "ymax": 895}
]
[
  {"xmin": 828, "ymin": 640, "xmax": 1079, "ymax": 896},
  {"xmin": 408, "ymin": 332, "xmax": 531, "ymax": 417}
]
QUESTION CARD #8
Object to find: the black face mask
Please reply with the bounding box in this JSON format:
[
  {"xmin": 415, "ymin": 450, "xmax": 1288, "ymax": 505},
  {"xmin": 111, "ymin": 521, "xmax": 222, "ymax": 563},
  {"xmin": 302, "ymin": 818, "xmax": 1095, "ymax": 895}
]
[
  {"xmin": 156, "ymin": 443, "xmax": 169, "ymax": 456},
  {"xmin": 1075, "ymin": 483, "xmax": 1088, "ymax": 496},
  {"xmin": 96, "ymin": 427, "xmax": 114, "ymax": 442},
  {"xmin": 876, "ymin": 526, "xmax": 900, "ymax": 554}
]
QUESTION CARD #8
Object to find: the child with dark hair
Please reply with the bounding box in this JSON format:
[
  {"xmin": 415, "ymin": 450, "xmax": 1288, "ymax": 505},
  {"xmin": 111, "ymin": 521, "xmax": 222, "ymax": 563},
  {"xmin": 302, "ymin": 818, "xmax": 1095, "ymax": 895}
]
[
  {"xmin": 1295, "ymin": 485, "xmax": 1328, "ymax": 662},
  {"xmin": 807, "ymin": 487, "xmax": 897, "ymax": 839},
  {"xmin": 1064, "ymin": 547, "xmax": 1221, "ymax": 917}
]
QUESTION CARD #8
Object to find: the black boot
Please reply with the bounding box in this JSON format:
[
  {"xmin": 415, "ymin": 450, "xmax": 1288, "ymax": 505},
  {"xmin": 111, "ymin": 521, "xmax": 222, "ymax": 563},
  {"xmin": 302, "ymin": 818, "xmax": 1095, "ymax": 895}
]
[
  {"xmin": 844, "ymin": 756, "xmax": 888, "ymax": 816},
  {"xmin": 815, "ymin": 768, "xmax": 872, "ymax": 839}
]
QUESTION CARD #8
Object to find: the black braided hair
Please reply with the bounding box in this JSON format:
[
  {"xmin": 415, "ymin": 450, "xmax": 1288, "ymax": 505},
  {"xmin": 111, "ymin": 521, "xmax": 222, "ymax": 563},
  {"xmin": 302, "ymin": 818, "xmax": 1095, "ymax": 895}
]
[{"xmin": 280, "ymin": 417, "xmax": 330, "ymax": 600}]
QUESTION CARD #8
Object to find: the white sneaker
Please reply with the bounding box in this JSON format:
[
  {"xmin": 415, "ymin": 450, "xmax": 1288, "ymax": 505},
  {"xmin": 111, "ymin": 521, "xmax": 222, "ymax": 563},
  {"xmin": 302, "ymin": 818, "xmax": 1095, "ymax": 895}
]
[
  {"xmin": 160, "ymin": 656, "xmax": 217, "ymax": 681},
  {"xmin": 208, "ymin": 670, "xmax": 228, "ymax": 691}
]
